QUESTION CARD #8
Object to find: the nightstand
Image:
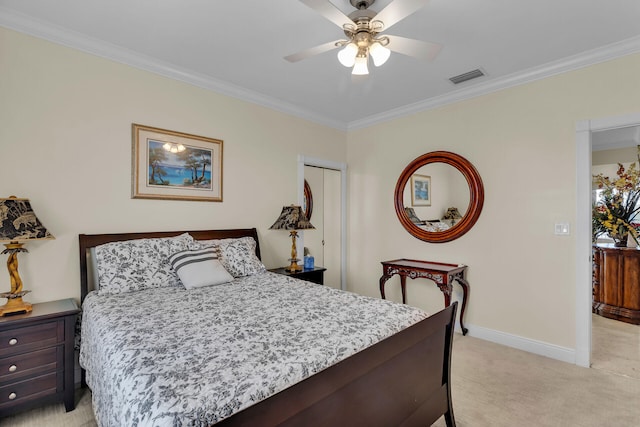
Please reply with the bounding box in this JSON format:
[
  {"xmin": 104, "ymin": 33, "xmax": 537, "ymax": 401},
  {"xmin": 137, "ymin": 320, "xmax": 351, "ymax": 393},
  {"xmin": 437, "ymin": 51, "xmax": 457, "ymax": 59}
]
[
  {"xmin": 0, "ymin": 298, "xmax": 79, "ymax": 416},
  {"xmin": 269, "ymin": 267, "xmax": 327, "ymax": 285}
]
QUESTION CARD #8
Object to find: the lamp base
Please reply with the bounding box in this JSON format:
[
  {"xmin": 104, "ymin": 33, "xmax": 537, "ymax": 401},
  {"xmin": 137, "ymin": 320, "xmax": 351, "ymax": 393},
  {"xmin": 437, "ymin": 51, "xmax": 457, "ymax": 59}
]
[
  {"xmin": 285, "ymin": 259, "xmax": 303, "ymax": 272},
  {"xmin": 0, "ymin": 292, "xmax": 32, "ymax": 316}
]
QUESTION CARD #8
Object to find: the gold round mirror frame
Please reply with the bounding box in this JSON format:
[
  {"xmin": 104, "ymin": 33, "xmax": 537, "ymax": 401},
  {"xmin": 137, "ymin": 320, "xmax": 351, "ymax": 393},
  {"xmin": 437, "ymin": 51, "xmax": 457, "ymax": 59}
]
[{"xmin": 394, "ymin": 151, "xmax": 484, "ymax": 243}]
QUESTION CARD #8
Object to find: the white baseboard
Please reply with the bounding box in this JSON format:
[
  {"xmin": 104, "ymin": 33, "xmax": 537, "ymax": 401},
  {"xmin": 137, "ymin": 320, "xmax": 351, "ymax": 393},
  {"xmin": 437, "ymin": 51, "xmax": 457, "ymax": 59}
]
[{"xmin": 457, "ymin": 323, "xmax": 576, "ymax": 365}]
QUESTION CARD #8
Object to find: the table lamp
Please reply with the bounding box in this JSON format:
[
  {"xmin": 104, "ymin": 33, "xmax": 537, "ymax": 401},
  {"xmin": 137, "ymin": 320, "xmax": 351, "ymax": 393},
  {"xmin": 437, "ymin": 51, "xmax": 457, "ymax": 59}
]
[
  {"xmin": 0, "ymin": 196, "xmax": 54, "ymax": 316},
  {"xmin": 443, "ymin": 207, "xmax": 462, "ymax": 226},
  {"xmin": 269, "ymin": 205, "xmax": 314, "ymax": 272}
]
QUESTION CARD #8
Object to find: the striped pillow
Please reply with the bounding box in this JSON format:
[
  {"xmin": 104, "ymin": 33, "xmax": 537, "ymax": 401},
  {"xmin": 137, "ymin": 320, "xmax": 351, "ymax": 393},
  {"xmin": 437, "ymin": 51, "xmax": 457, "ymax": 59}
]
[{"xmin": 169, "ymin": 248, "xmax": 233, "ymax": 289}]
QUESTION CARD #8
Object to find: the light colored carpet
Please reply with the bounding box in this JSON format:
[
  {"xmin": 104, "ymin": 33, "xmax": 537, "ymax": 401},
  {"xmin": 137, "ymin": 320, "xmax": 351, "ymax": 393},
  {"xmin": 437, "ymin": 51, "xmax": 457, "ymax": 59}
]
[
  {"xmin": 2, "ymin": 388, "xmax": 96, "ymax": 427},
  {"xmin": 591, "ymin": 313, "xmax": 639, "ymax": 379},
  {"xmin": 4, "ymin": 317, "xmax": 639, "ymax": 426},
  {"xmin": 432, "ymin": 332, "xmax": 640, "ymax": 427}
]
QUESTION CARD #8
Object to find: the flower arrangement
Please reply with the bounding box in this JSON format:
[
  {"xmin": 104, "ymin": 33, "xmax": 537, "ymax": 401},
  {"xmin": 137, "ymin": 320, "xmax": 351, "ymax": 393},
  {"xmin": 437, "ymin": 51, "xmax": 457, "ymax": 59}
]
[{"xmin": 593, "ymin": 158, "xmax": 640, "ymax": 246}]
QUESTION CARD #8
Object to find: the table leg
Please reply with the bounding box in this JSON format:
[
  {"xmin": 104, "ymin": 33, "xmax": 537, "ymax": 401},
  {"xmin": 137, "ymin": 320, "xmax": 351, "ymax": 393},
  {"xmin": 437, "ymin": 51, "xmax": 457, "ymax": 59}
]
[
  {"xmin": 379, "ymin": 274, "xmax": 392, "ymax": 299},
  {"xmin": 442, "ymin": 287, "xmax": 451, "ymax": 308},
  {"xmin": 400, "ymin": 275, "xmax": 407, "ymax": 304},
  {"xmin": 455, "ymin": 277, "xmax": 470, "ymax": 336}
]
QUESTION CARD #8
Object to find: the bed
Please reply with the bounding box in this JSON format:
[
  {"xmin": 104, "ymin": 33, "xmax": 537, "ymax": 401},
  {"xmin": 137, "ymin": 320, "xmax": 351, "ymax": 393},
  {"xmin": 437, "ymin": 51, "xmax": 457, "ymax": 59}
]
[{"xmin": 78, "ymin": 228, "xmax": 457, "ymax": 426}]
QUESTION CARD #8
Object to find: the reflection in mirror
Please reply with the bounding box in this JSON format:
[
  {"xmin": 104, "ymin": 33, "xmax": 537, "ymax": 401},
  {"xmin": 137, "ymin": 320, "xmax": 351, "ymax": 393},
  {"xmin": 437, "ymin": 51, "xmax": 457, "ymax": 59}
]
[
  {"xmin": 395, "ymin": 151, "xmax": 484, "ymax": 243},
  {"xmin": 403, "ymin": 163, "xmax": 470, "ymax": 232}
]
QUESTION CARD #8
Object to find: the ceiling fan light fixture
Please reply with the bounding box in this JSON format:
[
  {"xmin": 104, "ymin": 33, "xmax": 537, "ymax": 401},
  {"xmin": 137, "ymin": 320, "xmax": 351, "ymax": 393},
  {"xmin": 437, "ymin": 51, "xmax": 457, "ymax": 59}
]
[
  {"xmin": 337, "ymin": 42, "xmax": 358, "ymax": 67},
  {"xmin": 369, "ymin": 41, "xmax": 390, "ymax": 67},
  {"xmin": 352, "ymin": 54, "xmax": 369, "ymax": 75}
]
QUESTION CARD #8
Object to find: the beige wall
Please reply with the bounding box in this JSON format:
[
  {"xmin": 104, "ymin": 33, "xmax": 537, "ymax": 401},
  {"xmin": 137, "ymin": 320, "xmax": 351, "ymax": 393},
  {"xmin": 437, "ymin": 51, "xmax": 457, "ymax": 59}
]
[
  {"xmin": 0, "ymin": 28, "xmax": 346, "ymax": 303},
  {"xmin": 592, "ymin": 146, "xmax": 637, "ymax": 166},
  {"xmin": 3, "ymin": 25, "xmax": 640, "ymax": 355},
  {"xmin": 347, "ymin": 53, "xmax": 640, "ymax": 350}
]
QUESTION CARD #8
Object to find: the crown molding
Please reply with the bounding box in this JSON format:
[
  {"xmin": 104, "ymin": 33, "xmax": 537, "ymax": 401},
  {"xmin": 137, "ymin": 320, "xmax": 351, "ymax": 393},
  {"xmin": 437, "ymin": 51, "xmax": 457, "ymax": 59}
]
[
  {"xmin": 2, "ymin": 7, "xmax": 639, "ymax": 133},
  {"xmin": 347, "ymin": 35, "xmax": 640, "ymax": 130},
  {"xmin": 0, "ymin": 7, "xmax": 347, "ymax": 131}
]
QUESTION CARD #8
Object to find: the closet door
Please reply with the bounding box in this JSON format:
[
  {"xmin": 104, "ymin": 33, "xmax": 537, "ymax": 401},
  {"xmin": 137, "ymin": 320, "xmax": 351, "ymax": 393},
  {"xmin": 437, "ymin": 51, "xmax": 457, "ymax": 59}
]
[
  {"xmin": 304, "ymin": 166, "xmax": 342, "ymax": 289},
  {"xmin": 304, "ymin": 166, "xmax": 324, "ymax": 269},
  {"xmin": 322, "ymin": 169, "xmax": 341, "ymax": 289}
]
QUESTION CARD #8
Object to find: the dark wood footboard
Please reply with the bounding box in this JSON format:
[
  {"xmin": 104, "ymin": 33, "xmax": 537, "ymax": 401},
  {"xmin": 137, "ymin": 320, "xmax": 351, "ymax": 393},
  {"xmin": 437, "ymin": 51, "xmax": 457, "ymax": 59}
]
[{"xmin": 218, "ymin": 302, "xmax": 457, "ymax": 427}]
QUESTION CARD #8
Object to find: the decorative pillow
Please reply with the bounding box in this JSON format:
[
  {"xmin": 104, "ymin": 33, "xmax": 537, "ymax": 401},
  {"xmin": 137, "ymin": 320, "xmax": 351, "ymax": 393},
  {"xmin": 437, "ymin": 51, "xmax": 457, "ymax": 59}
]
[
  {"xmin": 168, "ymin": 248, "xmax": 233, "ymax": 289},
  {"xmin": 95, "ymin": 233, "xmax": 193, "ymax": 295},
  {"xmin": 190, "ymin": 236, "xmax": 265, "ymax": 278}
]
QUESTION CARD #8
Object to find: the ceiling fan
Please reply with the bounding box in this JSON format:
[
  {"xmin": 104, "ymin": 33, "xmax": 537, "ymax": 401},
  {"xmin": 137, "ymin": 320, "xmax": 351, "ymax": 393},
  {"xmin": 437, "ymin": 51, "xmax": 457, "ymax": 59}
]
[{"xmin": 285, "ymin": 0, "xmax": 442, "ymax": 75}]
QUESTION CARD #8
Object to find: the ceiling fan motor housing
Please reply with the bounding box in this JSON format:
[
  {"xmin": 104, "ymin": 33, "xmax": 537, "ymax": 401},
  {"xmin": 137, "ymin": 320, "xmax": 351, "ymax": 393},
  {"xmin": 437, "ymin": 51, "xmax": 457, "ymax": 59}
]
[{"xmin": 350, "ymin": 0, "xmax": 375, "ymax": 10}]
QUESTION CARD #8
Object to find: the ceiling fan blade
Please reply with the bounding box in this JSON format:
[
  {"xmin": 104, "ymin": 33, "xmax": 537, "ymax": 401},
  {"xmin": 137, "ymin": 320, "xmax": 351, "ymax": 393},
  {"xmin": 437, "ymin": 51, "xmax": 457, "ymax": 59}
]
[
  {"xmin": 300, "ymin": 0, "xmax": 355, "ymax": 29},
  {"xmin": 285, "ymin": 40, "xmax": 342, "ymax": 63},
  {"xmin": 385, "ymin": 35, "xmax": 442, "ymax": 61},
  {"xmin": 373, "ymin": 0, "xmax": 430, "ymax": 31}
]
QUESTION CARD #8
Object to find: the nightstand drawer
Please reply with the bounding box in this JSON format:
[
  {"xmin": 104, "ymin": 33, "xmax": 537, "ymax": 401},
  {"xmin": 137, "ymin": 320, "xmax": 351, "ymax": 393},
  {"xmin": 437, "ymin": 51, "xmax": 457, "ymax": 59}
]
[
  {"xmin": 0, "ymin": 321, "xmax": 59, "ymax": 357},
  {"xmin": 0, "ymin": 372, "xmax": 59, "ymax": 409},
  {"xmin": 0, "ymin": 346, "xmax": 60, "ymax": 384}
]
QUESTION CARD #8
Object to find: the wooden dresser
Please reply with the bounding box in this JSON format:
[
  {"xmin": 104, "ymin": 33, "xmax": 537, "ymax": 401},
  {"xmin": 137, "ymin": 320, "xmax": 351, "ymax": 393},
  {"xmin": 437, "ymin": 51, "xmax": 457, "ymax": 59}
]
[
  {"xmin": 0, "ymin": 299, "xmax": 79, "ymax": 417},
  {"xmin": 592, "ymin": 244, "xmax": 640, "ymax": 324}
]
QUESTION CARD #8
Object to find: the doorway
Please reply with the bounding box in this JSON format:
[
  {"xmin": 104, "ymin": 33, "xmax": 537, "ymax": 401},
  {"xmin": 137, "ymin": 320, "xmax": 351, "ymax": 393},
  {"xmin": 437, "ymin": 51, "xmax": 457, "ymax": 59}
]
[
  {"xmin": 304, "ymin": 165, "xmax": 341, "ymax": 289},
  {"xmin": 575, "ymin": 112, "xmax": 640, "ymax": 367},
  {"xmin": 297, "ymin": 156, "xmax": 347, "ymax": 291}
]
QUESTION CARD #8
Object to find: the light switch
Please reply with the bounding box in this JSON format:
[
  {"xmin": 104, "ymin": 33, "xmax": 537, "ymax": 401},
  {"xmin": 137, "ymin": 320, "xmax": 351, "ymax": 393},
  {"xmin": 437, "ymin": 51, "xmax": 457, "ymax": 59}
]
[{"xmin": 555, "ymin": 222, "xmax": 570, "ymax": 235}]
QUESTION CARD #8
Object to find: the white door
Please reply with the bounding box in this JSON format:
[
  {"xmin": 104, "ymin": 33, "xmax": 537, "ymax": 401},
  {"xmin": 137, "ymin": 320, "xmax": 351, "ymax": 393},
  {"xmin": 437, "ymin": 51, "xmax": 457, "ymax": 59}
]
[{"xmin": 304, "ymin": 165, "xmax": 342, "ymax": 289}]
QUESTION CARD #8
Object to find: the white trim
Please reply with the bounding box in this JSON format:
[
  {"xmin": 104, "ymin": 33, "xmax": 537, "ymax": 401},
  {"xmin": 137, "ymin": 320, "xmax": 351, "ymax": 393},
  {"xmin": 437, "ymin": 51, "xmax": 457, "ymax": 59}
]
[
  {"xmin": 2, "ymin": 7, "xmax": 640, "ymax": 132},
  {"xmin": 349, "ymin": 36, "xmax": 640, "ymax": 130},
  {"xmin": 464, "ymin": 324, "xmax": 576, "ymax": 364},
  {"xmin": 575, "ymin": 112, "xmax": 640, "ymax": 368},
  {"xmin": 0, "ymin": 7, "xmax": 346, "ymax": 131},
  {"xmin": 575, "ymin": 122, "xmax": 592, "ymax": 368},
  {"xmin": 298, "ymin": 156, "xmax": 347, "ymax": 291}
]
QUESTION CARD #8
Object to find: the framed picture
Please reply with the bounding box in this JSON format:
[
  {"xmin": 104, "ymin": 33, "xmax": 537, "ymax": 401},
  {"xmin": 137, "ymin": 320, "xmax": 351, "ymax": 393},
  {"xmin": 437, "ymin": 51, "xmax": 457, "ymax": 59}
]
[
  {"xmin": 132, "ymin": 124, "xmax": 223, "ymax": 202},
  {"xmin": 411, "ymin": 174, "xmax": 431, "ymax": 206}
]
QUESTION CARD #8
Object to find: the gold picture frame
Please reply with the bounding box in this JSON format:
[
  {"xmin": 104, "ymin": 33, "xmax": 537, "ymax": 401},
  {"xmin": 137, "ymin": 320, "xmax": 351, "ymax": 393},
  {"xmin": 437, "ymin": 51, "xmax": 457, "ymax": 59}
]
[{"xmin": 132, "ymin": 124, "xmax": 223, "ymax": 202}]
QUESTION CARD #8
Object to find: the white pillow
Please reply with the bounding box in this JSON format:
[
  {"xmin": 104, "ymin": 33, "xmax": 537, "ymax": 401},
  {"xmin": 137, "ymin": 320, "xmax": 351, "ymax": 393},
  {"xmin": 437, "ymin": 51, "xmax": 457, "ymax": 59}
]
[{"xmin": 169, "ymin": 248, "xmax": 233, "ymax": 289}]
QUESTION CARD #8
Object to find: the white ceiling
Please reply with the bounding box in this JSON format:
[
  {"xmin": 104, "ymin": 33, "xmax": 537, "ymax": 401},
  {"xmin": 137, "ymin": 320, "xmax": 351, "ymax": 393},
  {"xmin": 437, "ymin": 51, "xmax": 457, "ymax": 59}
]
[{"xmin": 1, "ymin": 0, "xmax": 640, "ymax": 130}]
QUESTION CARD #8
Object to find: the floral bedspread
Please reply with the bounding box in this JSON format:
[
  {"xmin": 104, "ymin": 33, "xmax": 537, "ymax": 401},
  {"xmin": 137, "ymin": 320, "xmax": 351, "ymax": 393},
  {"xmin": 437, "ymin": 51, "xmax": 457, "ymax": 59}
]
[{"xmin": 80, "ymin": 272, "xmax": 428, "ymax": 427}]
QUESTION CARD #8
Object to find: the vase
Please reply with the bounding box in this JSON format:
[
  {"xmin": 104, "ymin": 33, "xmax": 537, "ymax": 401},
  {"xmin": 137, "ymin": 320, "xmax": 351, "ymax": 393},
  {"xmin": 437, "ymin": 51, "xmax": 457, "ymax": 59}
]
[
  {"xmin": 613, "ymin": 235, "xmax": 629, "ymax": 247},
  {"xmin": 628, "ymin": 233, "xmax": 638, "ymax": 248}
]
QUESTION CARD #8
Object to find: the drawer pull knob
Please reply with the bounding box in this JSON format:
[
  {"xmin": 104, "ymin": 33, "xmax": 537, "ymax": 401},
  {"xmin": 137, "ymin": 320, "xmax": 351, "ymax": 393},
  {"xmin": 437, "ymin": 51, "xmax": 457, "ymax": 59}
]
[
  {"xmin": 8, "ymin": 338, "xmax": 18, "ymax": 346},
  {"xmin": 8, "ymin": 392, "xmax": 16, "ymax": 400},
  {"xmin": 9, "ymin": 365, "xmax": 17, "ymax": 372}
]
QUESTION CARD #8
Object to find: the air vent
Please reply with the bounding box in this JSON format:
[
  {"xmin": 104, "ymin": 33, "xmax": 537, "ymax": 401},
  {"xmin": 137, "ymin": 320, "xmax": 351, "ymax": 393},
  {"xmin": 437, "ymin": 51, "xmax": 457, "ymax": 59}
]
[{"xmin": 449, "ymin": 69, "xmax": 485, "ymax": 84}]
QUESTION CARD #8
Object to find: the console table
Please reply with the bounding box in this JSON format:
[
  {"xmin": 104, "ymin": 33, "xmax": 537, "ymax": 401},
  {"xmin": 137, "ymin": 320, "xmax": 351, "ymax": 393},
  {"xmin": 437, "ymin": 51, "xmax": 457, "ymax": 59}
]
[
  {"xmin": 592, "ymin": 243, "xmax": 640, "ymax": 324},
  {"xmin": 379, "ymin": 258, "xmax": 469, "ymax": 335}
]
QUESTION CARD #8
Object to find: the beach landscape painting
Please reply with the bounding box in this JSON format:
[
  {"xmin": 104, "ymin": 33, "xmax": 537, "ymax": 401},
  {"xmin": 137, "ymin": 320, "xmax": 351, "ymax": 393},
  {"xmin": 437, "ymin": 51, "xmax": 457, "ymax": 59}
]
[
  {"xmin": 147, "ymin": 140, "xmax": 212, "ymax": 189},
  {"xmin": 132, "ymin": 124, "xmax": 223, "ymax": 202}
]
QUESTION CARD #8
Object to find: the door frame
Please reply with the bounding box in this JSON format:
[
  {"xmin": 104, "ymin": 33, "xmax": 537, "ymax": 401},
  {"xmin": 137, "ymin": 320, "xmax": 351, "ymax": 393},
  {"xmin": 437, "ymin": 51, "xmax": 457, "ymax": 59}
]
[
  {"xmin": 575, "ymin": 112, "xmax": 640, "ymax": 367},
  {"xmin": 298, "ymin": 155, "xmax": 347, "ymax": 290}
]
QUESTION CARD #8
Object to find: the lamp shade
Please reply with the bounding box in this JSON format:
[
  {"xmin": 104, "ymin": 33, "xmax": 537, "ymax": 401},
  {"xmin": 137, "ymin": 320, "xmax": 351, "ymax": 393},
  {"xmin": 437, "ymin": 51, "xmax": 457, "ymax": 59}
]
[
  {"xmin": 0, "ymin": 197, "xmax": 54, "ymax": 242},
  {"xmin": 405, "ymin": 207, "xmax": 425, "ymax": 225},
  {"xmin": 269, "ymin": 205, "xmax": 315, "ymax": 231},
  {"xmin": 337, "ymin": 43, "xmax": 358, "ymax": 67},
  {"xmin": 352, "ymin": 55, "xmax": 369, "ymax": 75},
  {"xmin": 442, "ymin": 207, "xmax": 463, "ymax": 225},
  {"xmin": 369, "ymin": 41, "xmax": 390, "ymax": 67}
]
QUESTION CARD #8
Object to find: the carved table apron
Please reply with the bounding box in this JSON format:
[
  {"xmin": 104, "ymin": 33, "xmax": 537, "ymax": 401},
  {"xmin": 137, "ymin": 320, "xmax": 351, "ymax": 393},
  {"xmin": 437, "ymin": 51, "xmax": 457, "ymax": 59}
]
[{"xmin": 379, "ymin": 258, "xmax": 469, "ymax": 335}]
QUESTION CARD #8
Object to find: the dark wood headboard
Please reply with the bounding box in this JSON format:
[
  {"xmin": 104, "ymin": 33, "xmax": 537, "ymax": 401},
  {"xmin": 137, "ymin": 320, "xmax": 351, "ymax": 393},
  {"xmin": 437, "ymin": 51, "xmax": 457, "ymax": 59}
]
[{"xmin": 78, "ymin": 228, "xmax": 260, "ymax": 303}]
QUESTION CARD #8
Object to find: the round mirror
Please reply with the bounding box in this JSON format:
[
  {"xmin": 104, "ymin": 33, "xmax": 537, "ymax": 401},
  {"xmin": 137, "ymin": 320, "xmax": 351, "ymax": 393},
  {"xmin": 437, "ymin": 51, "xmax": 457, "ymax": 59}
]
[{"xmin": 394, "ymin": 151, "xmax": 484, "ymax": 243}]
